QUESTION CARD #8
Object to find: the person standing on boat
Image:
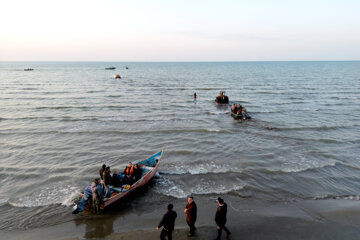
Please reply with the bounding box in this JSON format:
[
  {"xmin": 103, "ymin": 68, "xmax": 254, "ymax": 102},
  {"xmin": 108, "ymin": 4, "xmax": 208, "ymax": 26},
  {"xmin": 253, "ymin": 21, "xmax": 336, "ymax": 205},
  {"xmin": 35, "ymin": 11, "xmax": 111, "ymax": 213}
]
[
  {"xmin": 157, "ymin": 204, "xmax": 177, "ymax": 240},
  {"xmin": 103, "ymin": 166, "xmax": 112, "ymax": 197},
  {"xmin": 215, "ymin": 197, "xmax": 231, "ymax": 240},
  {"xmin": 184, "ymin": 195, "xmax": 197, "ymax": 237},
  {"xmin": 99, "ymin": 164, "xmax": 106, "ymax": 180}
]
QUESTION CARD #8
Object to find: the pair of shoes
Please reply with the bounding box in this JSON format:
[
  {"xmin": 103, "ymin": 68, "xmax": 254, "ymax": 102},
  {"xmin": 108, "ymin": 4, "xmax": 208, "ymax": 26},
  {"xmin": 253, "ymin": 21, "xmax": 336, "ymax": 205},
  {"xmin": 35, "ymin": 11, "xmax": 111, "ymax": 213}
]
[{"xmin": 225, "ymin": 232, "xmax": 231, "ymax": 239}]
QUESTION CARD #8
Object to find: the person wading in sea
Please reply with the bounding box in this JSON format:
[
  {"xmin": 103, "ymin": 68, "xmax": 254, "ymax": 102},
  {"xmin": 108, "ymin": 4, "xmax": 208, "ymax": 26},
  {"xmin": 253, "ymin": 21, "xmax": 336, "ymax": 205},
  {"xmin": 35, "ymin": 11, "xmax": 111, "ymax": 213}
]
[
  {"xmin": 157, "ymin": 204, "xmax": 177, "ymax": 240},
  {"xmin": 184, "ymin": 195, "xmax": 197, "ymax": 237},
  {"xmin": 215, "ymin": 197, "xmax": 231, "ymax": 239}
]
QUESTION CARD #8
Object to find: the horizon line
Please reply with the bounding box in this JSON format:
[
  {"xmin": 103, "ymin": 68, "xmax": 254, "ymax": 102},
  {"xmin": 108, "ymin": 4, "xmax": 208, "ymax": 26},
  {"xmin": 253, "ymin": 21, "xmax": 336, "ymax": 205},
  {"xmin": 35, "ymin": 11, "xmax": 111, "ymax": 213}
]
[{"xmin": 1, "ymin": 60, "xmax": 360, "ymax": 63}]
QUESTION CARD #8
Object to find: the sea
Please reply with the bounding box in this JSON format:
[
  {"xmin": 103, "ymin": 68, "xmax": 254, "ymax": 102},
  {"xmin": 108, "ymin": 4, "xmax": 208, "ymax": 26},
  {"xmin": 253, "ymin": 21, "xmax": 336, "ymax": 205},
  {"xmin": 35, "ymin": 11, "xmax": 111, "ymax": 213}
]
[{"xmin": 0, "ymin": 61, "xmax": 360, "ymax": 232}]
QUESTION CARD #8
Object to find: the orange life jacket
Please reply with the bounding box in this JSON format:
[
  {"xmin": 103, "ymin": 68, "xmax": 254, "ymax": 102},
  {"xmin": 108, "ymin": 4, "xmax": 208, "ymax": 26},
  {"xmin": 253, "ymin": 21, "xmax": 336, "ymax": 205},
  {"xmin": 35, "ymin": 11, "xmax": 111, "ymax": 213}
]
[{"xmin": 125, "ymin": 166, "xmax": 134, "ymax": 175}]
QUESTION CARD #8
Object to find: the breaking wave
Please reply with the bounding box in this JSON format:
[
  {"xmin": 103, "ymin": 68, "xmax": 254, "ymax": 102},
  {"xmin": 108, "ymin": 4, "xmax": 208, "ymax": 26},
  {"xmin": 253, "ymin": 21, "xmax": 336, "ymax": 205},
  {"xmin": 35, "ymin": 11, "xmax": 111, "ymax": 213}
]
[
  {"xmin": 153, "ymin": 176, "xmax": 244, "ymax": 199},
  {"xmin": 8, "ymin": 185, "xmax": 78, "ymax": 208}
]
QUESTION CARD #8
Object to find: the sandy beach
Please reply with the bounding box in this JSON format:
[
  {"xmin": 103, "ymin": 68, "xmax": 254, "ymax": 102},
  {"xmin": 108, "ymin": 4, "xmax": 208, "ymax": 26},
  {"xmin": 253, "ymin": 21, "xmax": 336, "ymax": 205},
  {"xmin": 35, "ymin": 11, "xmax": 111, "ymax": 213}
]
[{"xmin": 2, "ymin": 195, "xmax": 360, "ymax": 240}]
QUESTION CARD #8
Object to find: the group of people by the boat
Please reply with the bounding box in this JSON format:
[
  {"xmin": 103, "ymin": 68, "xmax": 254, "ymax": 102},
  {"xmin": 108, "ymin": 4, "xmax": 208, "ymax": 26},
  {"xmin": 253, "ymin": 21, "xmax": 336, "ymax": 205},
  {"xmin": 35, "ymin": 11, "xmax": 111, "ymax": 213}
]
[
  {"xmin": 215, "ymin": 91, "xmax": 229, "ymax": 104},
  {"xmin": 212, "ymin": 91, "xmax": 251, "ymax": 120},
  {"xmin": 72, "ymin": 162, "xmax": 143, "ymax": 214},
  {"xmin": 231, "ymin": 104, "xmax": 251, "ymax": 120}
]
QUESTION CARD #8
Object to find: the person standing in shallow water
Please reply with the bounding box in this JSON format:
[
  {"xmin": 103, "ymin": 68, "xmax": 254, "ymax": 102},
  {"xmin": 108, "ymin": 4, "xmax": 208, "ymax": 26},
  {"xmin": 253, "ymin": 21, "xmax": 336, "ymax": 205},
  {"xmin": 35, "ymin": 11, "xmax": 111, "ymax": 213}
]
[
  {"xmin": 184, "ymin": 195, "xmax": 197, "ymax": 237},
  {"xmin": 215, "ymin": 197, "xmax": 231, "ymax": 239},
  {"xmin": 157, "ymin": 204, "xmax": 177, "ymax": 240}
]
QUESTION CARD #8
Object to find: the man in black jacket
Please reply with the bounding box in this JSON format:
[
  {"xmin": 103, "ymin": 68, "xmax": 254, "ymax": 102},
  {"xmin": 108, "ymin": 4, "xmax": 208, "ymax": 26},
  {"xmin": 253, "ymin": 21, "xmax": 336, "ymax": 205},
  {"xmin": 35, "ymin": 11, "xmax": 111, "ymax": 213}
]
[
  {"xmin": 157, "ymin": 204, "xmax": 177, "ymax": 240},
  {"xmin": 215, "ymin": 197, "xmax": 231, "ymax": 239}
]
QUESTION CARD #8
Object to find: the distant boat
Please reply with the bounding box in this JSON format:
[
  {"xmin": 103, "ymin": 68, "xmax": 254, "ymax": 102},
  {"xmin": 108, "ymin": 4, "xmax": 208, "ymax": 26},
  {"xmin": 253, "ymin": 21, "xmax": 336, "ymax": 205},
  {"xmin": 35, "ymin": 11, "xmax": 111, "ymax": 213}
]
[
  {"xmin": 231, "ymin": 112, "xmax": 251, "ymax": 120},
  {"xmin": 125, "ymin": 66, "xmax": 129, "ymax": 69},
  {"xmin": 24, "ymin": 68, "xmax": 34, "ymax": 71},
  {"xmin": 215, "ymin": 91, "xmax": 229, "ymax": 104},
  {"xmin": 105, "ymin": 67, "xmax": 116, "ymax": 70}
]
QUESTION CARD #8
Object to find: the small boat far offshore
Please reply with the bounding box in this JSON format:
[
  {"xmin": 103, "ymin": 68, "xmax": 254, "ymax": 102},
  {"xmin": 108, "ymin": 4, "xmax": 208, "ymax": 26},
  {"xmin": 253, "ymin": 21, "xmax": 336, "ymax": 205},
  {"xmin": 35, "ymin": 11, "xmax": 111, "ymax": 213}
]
[
  {"xmin": 105, "ymin": 67, "xmax": 116, "ymax": 70},
  {"xmin": 24, "ymin": 68, "xmax": 34, "ymax": 71}
]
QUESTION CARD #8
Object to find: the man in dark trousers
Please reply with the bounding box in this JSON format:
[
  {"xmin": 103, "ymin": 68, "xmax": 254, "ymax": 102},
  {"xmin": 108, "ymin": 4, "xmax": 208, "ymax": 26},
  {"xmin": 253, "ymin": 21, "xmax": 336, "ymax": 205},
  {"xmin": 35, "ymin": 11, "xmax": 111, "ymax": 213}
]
[
  {"xmin": 157, "ymin": 204, "xmax": 177, "ymax": 240},
  {"xmin": 184, "ymin": 195, "xmax": 197, "ymax": 237},
  {"xmin": 215, "ymin": 197, "xmax": 231, "ymax": 239}
]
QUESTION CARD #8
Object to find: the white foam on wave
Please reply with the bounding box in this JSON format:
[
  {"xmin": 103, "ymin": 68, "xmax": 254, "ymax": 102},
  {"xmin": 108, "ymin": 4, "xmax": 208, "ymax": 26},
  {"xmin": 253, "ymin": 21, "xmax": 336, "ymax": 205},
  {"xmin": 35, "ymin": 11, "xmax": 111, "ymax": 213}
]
[
  {"xmin": 280, "ymin": 158, "xmax": 337, "ymax": 173},
  {"xmin": 0, "ymin": 198, "xmax": 9, "ymax": 206},
  {"xmin": 8, "ymin": 184, "xmax": 79, "ymax": 208},
  {"xmin": 314, "ymin": 195, "xmax": 360, "ymax": 201},
  {"xmin": 153, "ymin": 176, "xmax": 244, "ymax": 199},
  {"xmin": 161, "ymin": 162, "xmax": 241, "ymax": 175}
]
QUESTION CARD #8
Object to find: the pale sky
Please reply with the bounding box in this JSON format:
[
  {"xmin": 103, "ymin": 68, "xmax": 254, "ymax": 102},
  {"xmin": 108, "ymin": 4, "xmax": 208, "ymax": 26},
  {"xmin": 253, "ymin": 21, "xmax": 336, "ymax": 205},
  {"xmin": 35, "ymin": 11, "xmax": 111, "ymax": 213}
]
[{"xmin": 1, "ymin": 0, "xmax": 359, "ymax": 61}]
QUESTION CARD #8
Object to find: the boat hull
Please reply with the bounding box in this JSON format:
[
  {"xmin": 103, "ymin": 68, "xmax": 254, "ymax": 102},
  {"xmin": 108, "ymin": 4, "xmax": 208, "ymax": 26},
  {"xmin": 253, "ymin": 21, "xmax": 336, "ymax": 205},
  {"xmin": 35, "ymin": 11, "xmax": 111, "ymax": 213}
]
[
  {"xmin": 231, "ymin": 112, "xmax": 251, "ymax": 120},
  {"xmin": 104, "ymin": 151, "xmax": 162, "ymax": 207}
]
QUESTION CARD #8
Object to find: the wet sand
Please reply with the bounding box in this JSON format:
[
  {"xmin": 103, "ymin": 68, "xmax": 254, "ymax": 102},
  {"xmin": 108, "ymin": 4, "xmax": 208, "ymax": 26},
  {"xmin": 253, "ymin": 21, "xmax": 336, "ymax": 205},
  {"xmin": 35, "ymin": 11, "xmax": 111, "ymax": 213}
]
[{"xmin": 2, "ymin": 196, "xmax": 360, "ymax": 240}]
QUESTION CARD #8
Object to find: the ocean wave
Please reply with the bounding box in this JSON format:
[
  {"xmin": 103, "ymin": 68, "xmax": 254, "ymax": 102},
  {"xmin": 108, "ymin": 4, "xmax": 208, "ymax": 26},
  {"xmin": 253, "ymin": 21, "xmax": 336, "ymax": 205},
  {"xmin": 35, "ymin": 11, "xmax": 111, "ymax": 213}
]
[
  {"xmin": 60, "ymin": 128, "xmax": 227, "ymax": 134},
  {"xmin": 278, "ymin": 159, "xmax": 337, "ymax": 173},
  {"xmin": 8, "ymin": 185, "xmax": 78, "ymax": 208},
  {"xmin": 0, "ymin": 198, "xmax": 9, "ymax": 206},
  {"xmin": 160, "ymin": 162, "xmax": 242, "ymax": 175},
  {"xmin": 153, "ymin": 176, "xmax": 244, "ymax": 199},
  {"xmin": 313, "ymin": 195, "xmax": 360, "ymax": 201},
  {"xmin": 272, "ymin": 125, "xmax": 346, "ymax": 132}
]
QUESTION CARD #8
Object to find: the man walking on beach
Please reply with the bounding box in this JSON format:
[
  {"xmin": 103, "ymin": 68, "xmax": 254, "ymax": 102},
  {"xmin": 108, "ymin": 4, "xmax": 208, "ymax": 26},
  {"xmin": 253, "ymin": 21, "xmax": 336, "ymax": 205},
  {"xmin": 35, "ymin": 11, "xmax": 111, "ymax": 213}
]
[
  {"xmin": 184, "ymin": 195, "xmax": 197, "ymax": 237},
  {"xmin": 157, "ymin": 204, "xmax": 177, "ymax": 240},
  {"xmin": 215, "ymin": 197, "xmax": 231, "ymax": 239}
]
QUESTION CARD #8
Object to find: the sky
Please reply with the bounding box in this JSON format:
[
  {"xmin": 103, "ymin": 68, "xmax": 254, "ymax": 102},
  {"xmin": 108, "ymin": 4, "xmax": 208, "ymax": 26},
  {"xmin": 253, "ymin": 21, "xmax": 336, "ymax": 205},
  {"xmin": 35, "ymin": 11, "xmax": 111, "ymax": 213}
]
[{"xmin": 1, "ymin": 0, "xmax": 359, "ymax": 61}]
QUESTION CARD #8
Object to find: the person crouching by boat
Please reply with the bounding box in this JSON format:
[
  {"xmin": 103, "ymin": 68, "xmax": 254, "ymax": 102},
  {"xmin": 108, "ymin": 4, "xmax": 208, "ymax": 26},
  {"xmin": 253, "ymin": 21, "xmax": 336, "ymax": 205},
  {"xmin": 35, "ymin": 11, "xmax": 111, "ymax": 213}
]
[
  {"xmin": 103, "ymin": 166, "xmax": 112, "ymax": 197},
  {"xmin": 73, "ymin": 178, "xmax": 105, "ymax": 214},
  {"xmin": 99, "ymin": 164, "xmax": 106, "ymax": 180},
  {"xmin": 124, "ymin": 162, "xmax": 134, "ymax": 184},
  {"xmin": 157, "ymin": 204, "xmax": 177, "ymax": 240},
  {"xmin": 184, "ymin": 195, "xmax": 197, "ymax": 237}
]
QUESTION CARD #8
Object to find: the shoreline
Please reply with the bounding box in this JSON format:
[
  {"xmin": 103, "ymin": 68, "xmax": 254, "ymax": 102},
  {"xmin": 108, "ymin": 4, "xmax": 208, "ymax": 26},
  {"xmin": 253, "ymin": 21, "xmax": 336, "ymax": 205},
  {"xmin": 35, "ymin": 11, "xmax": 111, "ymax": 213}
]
[{"xmin": 2, "ymin": 196, "xmax": 360, "ymax": 240}]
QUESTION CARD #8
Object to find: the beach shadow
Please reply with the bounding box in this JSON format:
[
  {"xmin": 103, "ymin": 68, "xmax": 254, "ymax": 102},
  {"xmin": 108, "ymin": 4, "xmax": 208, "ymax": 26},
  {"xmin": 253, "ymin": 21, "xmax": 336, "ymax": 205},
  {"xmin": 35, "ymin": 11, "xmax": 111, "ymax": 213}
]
[{"xmin": 74, "ymin": 213, "xmax": 116, "ymax": 239}]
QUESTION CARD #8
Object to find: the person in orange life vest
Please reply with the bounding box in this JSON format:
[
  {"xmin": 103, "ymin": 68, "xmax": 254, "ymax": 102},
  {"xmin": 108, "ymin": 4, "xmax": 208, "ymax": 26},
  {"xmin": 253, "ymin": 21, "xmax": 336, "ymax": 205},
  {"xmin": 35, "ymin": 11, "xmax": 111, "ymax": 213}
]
[{"xmin": 124, "ymin": 162, "xmax": 134, "ymax": 183}]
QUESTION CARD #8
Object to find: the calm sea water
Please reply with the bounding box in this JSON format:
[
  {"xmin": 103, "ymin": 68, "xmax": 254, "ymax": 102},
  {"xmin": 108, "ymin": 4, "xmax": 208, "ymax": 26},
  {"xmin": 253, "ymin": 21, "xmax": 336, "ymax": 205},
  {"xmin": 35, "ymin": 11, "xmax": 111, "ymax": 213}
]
[{"xmin": 0, "ymin": 61, "xmax": 360, "ymax": 230}]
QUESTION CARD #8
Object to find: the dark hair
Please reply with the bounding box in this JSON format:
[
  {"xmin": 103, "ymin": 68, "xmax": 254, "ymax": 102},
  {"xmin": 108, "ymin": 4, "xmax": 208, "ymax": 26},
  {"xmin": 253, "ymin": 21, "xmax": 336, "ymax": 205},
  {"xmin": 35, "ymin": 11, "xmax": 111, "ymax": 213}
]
[
  {"xmin": 167, "ymin": 204, "xmax": 173, "ymax": 210},
  {"xmin": 102, "ymin": 164, "xmax": 106, "ymax": 170},
  {"xmin": 106, "ymin": 166, "xmax": 110, "ymax": 170}
]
